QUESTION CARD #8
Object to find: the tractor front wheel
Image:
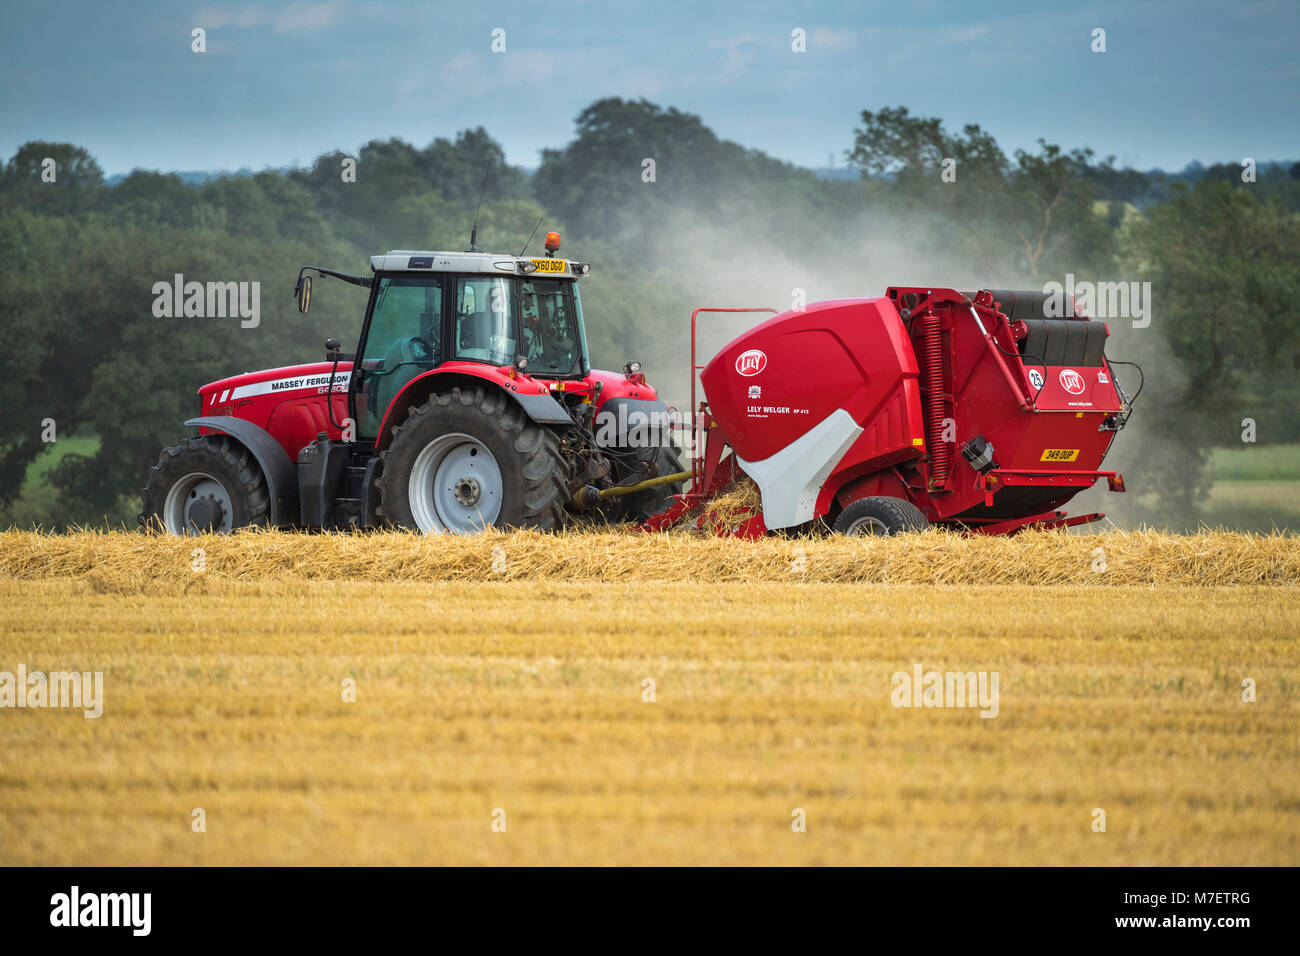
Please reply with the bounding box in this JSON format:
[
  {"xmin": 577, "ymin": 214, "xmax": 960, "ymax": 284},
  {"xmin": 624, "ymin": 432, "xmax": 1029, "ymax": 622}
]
[
  {"xmin": 376, "ymin": 386, "xmax": 569, "ymax": 534},
  {"xmin": 139, "ymin": 435, "xmax": 270, "ymax": 535},
  {"xmin": 832, "ymin": 496, "xmax": 929, "ymax": 536}
]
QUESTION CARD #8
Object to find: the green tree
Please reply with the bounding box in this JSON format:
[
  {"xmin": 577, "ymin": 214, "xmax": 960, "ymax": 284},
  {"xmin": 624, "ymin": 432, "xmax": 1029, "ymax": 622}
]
[
  {"xmin": 847, "ymin": 109, "xmax": 1114, "ymax": 281},
  {"xmin": 0, "ymin": 142, "xmax": 105, "ymax": 216},
  {"xmin": 1010, "ymin": 141, "xmax": 1113, "ymax": 277},
  {"xmin": 100, "ymin": 170, "xmax": 197, "ymax": 229},
  {"xmin": 534, "ymin": 97, "xmax": 839, "ymax": 248},
  {"xmin": 1123, "ymin": 180, "xmax": 1300, "ymax": 516}
]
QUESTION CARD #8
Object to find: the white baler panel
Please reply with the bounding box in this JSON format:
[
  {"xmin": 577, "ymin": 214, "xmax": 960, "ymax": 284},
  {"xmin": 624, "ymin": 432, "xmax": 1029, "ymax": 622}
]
[{"xmin": 736, "ymin": 408, "xmax": 863, "ymax": 530}]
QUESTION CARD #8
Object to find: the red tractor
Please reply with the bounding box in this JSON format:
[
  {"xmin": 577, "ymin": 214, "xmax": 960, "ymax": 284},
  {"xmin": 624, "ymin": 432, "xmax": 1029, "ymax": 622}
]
[{"xmin": 140, "ymin": 234, "xmax": 685, "ymax": 534}]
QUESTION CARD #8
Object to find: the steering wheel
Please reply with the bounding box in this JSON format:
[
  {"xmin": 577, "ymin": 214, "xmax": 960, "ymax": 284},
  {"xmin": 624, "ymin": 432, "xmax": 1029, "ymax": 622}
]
[{"xmin": 406, "ymin": 336, "xmax": 436, "ymax": 363}]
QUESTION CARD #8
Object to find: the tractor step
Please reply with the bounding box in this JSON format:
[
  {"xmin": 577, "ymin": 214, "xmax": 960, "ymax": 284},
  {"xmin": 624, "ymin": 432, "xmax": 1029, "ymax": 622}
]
[
  {"xmin": 343, "ymin": 465, "xmax": 367, "ymax": 500},
  {"xmin": 298, "ymin": 440, "xmax": 371, "ymax": 529},
  {"xmin": 334, "ymin": 497, "xmax": 363, "ymax": 528}
]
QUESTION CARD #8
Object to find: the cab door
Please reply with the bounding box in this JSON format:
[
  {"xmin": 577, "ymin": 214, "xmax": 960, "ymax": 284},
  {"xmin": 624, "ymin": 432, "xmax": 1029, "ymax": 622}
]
[{"xmin": 352, "ymin": 274, "xmax": 446, "ymax": 437}]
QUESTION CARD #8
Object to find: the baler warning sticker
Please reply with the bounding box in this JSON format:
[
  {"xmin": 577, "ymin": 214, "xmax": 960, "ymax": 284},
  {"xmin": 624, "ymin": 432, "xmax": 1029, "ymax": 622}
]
[{"xmin": 1040, "ymin": 448, "xmax": 1080, "ymax": 462}]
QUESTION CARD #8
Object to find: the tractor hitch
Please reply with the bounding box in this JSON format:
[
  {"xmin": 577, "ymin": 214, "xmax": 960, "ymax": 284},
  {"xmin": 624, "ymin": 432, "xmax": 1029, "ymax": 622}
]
[{"xmin": 571, "ymin": 470, "xmax": 694, "ymax": 511}]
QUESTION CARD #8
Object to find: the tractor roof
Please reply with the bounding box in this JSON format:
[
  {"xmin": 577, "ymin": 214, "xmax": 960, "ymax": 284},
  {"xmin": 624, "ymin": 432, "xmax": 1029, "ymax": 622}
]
[{"xmin": 369, "ymin": 250, "xmax": 587, "ymax": 279}]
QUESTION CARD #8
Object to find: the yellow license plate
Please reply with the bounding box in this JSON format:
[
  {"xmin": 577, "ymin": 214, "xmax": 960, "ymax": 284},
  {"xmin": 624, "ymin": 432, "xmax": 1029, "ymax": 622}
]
[
  {"xmin": 1040, "ymin": 448, "xmax": 1080, "ymax": 462},
  {"xmin": 530, "ymin": 258, "xmax": 566, "ymax": 273}
]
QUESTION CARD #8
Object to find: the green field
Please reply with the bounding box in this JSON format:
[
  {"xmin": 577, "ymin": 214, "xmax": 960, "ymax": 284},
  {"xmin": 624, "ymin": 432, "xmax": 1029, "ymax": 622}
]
[
  {"xmin": 1210, "ymin": 444, "xmax": 1300, "ymax": 482},
  {"xmin": 19, "ymin": 435, "xmax": 99, "ymax": 482},
  {"xmin": 0, "ymin": 436, "xmax": 135, "ymax": 530},
  {"xmin": 1201, "ymin": 445, "xmax": 1300, "ymax": 531}
]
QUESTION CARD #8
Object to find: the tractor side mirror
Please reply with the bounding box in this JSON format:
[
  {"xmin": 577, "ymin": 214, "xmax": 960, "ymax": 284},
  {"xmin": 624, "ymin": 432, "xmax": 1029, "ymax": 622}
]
[{"xmin": 296, "ymin": 274, "xmax": 312, "ymax": 314}]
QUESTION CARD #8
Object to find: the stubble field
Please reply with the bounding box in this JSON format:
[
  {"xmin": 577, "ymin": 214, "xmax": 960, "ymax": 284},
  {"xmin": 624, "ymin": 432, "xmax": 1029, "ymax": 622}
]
[{"xmin": 1, "ymin": 529, "xmax": 1297, "ymax": 866}]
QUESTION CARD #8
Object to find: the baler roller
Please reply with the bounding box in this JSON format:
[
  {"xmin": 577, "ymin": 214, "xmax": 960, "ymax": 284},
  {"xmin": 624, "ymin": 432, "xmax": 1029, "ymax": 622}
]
[{"xmin": 917, "ymin": 312, "xmax": 951, "ymax": 489}]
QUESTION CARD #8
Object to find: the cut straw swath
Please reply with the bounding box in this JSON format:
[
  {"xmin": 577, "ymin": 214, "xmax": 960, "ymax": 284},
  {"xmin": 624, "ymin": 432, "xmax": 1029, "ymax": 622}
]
[{"xmin": 0, "ymin": 528, "xmax": 1296, "ymax": 587}]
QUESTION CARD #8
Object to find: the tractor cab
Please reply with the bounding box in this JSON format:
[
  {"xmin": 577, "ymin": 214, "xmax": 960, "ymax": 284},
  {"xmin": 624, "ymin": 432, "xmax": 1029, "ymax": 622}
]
[{"xmin": 297, "ymin": 241, "xmax": 594, "ymax": 438}]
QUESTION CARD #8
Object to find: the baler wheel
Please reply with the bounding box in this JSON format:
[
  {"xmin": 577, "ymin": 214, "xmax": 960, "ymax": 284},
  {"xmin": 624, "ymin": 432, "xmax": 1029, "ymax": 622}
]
[
  {"xmin": 832, "ymin": 496, "xmax": 929, "ymax": 537},
  {"xmin": 376, "ymin": 385, "xmax": 568, "ymax": 534}
]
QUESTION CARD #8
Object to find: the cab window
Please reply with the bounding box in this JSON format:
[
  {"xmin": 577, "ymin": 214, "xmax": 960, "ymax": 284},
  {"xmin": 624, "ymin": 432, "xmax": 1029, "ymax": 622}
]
[
  {"xmin": 356, "ymin": 276, "xmax": 442, "ymax": 434},
  {"xmin": 455, "ymin": 277, "xmax": 517, "ymax": 365},
  {"xmin": 520, "ymin": 278, "xmax": 583, "ymax": 377}
]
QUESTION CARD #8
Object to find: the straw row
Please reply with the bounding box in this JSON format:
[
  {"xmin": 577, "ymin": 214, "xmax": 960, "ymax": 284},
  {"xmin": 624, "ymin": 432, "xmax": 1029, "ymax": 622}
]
[{"xmin": 0, "ymin": 527, "xmax": 1295, "ymax": 587}]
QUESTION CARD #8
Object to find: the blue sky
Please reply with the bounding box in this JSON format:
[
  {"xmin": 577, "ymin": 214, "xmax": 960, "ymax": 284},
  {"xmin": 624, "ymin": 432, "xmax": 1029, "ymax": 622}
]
[{"xmin": 2, "ymin": 0, "xmax": 1296, "ymax": 176}]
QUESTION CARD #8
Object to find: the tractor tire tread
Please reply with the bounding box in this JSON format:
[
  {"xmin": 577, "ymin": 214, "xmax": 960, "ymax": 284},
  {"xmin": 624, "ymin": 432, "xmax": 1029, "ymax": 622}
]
[{"xmin": 138, "ymin": 435, "xmax": 270, "ymax": 532}]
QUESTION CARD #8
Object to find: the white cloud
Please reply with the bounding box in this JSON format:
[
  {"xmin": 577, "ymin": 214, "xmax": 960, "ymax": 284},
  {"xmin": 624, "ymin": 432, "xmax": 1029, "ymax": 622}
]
[
  {"xmin": 706, "ymin": 32, "xmax": 759, "ymax": 83},
  {"xmin": 197, "ymin": 1, "xmax": 348, "ymax": 35},
  {"xmin": 426, "ymin": 49, "xmax": 560, "ymax": 98},
  {"xmin": 501, "ymin": 49, "xmax": 557, "ymax": 85},
  {"xmin": 809, "ymin": 27, "xmax": 859, "ymax": 52},
  {"xmin": 934, "ymin": 25, "xmax": 991, "ymax": 47}
]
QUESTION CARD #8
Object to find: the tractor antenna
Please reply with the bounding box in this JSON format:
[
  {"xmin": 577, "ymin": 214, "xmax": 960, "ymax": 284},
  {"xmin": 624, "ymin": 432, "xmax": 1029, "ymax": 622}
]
[
  {"xmin": 518, "ymin": 216, "xmax": 545, "ymax": 257},
  {"xmin": 468, "ymin": 157, "xmax": 492, "ymax": 252}
]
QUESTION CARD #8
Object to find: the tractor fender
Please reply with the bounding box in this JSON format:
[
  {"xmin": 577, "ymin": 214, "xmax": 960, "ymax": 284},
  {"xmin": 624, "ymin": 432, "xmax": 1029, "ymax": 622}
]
[
  {"xmin": 373, "ymin": 368, "xmax": 573, "ymax": 451},
  {"xmin": 185, "ymin": 416, "xmax": 299, "ymax": 527}
]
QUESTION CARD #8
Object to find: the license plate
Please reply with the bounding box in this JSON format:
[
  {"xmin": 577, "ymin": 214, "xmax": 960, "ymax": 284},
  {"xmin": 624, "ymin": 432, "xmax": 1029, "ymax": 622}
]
[
  {"xmin": 1040, "ymin": 448, "xmax": 1080, "ymax": 462},
  {"xmin": 530, "ymin": 258, "xmax": 566, "ymax": 273}
]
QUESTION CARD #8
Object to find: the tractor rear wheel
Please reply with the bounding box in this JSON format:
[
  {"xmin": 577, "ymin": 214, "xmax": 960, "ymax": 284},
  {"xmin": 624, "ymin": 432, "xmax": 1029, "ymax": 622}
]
[
  {"xmin": 832, "ymin": 496, "xmax": 929, "ymax": 536},
  {"xmin": 139, "ymin": 435, "xmax": 270, "ymax": 535},
  {"xmin": 376, "ymin": 385, "xmax": 569, "ymax": 534}
]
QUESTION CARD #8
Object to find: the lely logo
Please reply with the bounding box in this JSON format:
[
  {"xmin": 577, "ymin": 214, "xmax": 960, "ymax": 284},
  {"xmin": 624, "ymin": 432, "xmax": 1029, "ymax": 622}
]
[
  {"xmin": 1059, "ymin": 368, "xmax": 1086, "ymax": 395},
  {"xmin": 735, "ymin": 349, "xmax": 767, "ymax": 377}
]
